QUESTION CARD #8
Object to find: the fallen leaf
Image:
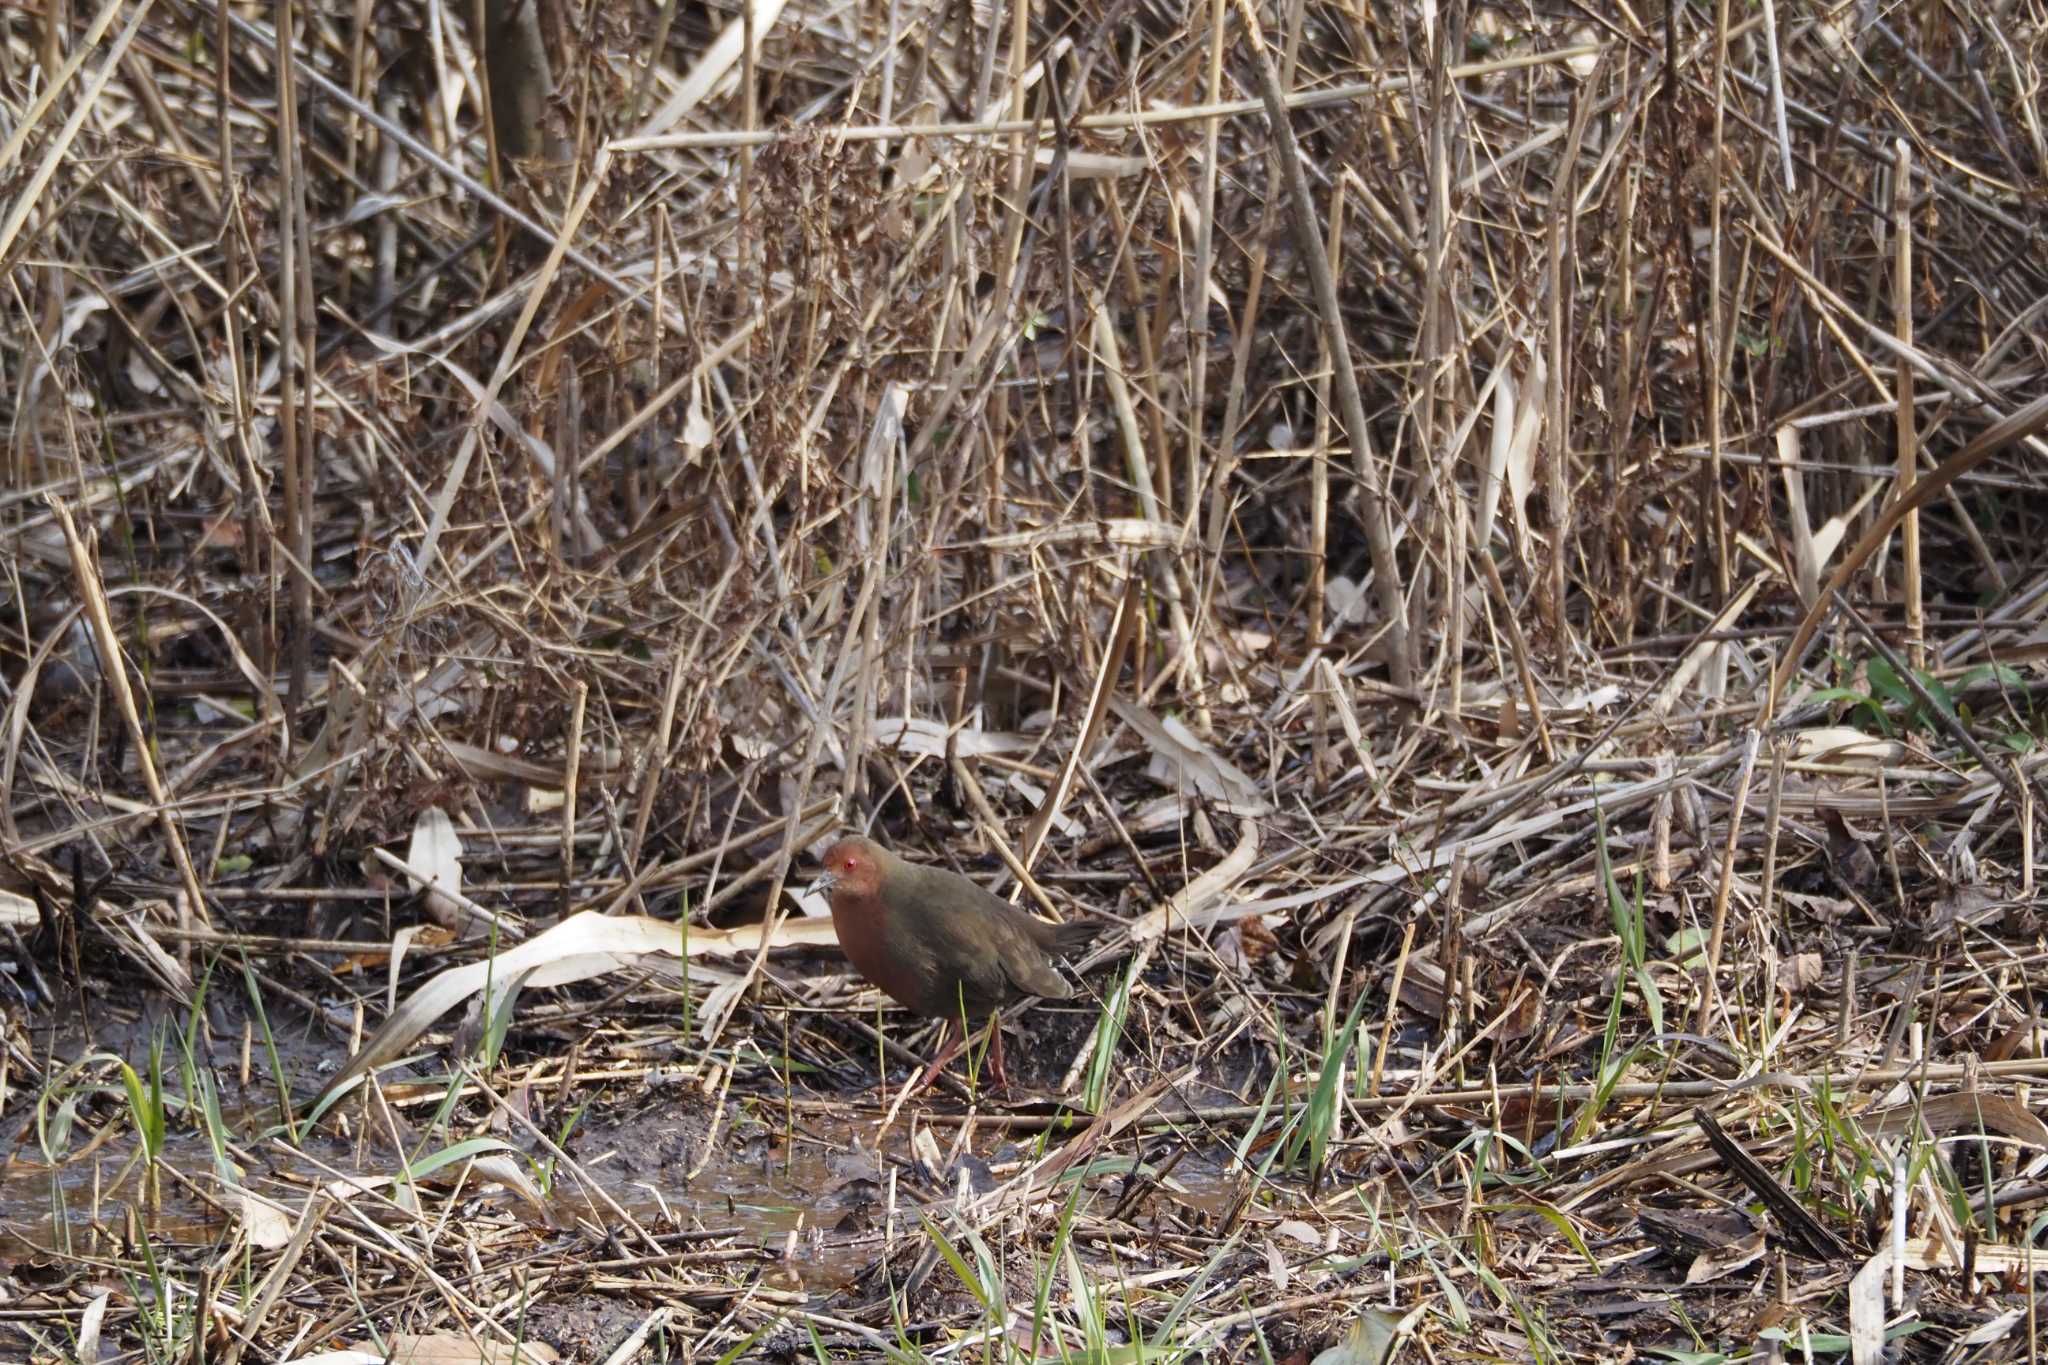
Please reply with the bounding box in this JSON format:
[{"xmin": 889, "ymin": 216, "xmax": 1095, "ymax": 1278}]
[
  {"xmin": 0, "ymin": 889, "xmax": 35, "ymax": 927},
  {"xmin": 387, "ymin": 1334, "xmax": 558, "ymax": 1365},
  {"xmin": 680, "ymin": 376, "xmax": 714, "ymax": 463},
  {"xmin": 310, "ymin": 912, "xmax": 840, "ymax": 1117},
  {"xmin": 1685, "ymin": 1225, "xmax": 1766, "ymax": 1284},
  {"xmin": 405, "ymin": 807, "xmax": 466, "ymax": 931},
  {"xmin": 78, "ymin": 1290, "xmax": 109, "ymax": 1364},
  {"xmin": 1791, "ymin": 726, "xmax": 1905, "ymax": 765},
  {"xmin": 1309, "ymin": 1304, "xmax": 1416, "ymax": 1365},
  {"xmin": 1264, "ymin": 1237, "xmax": 1289, "ymax": 1292},
  {"xmin": 1113, "ymin": 698, "xmax": 1271, "ymax": 815},
  {"xmin": 238, "ymin": 1191, "xmax": 294, "ymax": 1249},
  {"xmin": 1859, "ymin": 1091, "xmax": 2048, "ymax": 1150},
  {"xmin": 1777, "ymin": 952, "xmax": 1824, "ymax": 993},
  {"xmin": 1847, "ymin": 1246, "xmax": 1891, "ymax": 1365},
  {"xmin": 874, "ymin": 715, "xmax": 1034, "ymax": 757}
]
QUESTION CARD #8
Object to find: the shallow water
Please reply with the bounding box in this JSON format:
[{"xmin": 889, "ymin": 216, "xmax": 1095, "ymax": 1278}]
[{"xmin": 0, "ymin": 1026, "xmax": 1259, "ymax": 1301}]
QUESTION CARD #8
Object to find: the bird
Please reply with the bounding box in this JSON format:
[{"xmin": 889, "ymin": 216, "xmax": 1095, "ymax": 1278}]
[{"xmin": 810, "ymin": 835, "xmax": 1099, "ymax": 1094}]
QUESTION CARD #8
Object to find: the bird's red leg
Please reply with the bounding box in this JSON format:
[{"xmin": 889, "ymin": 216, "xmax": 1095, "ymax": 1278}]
[
  {"xmin": 987, "ymin": 1015, "xmax": 1012, "ymax": 1093},
  {"xmin": 905, "ymin": 1019, "xmax": 967, "ymax": 1095}
]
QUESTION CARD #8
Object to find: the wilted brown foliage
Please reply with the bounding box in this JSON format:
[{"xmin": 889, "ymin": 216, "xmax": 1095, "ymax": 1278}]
[{"xmin": 1, "ymin": 0, "xmax": 2046, "ymax": 1356}]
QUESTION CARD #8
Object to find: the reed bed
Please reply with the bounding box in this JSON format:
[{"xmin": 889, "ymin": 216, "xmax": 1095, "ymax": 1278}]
[{"xmin": 1, "ymin": 0, "xmax": 2045, "ymax": 1358}]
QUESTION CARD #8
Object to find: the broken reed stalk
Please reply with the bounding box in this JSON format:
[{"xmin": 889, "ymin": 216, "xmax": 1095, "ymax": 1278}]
[
  {"xmin": 1890, "ymin": 139, "xmax": 1922, "ymax": 670},
  {"xmin": 50, "ymin": 501, "xmax": 211, "ymax": 944},
  {"xmin": 1692, "ymin": 728, "xmax": 1761, "ymax": 1035}
]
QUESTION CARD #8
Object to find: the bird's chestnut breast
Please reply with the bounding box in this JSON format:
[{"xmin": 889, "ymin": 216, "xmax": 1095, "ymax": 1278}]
[{"xmin": 829, "ymin": 890, "xmax": 950, "ymax": 1016}]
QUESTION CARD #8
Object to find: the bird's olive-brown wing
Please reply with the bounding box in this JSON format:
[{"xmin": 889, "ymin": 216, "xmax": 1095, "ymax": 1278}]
[
  {"xmin": 987, "ymin": 902, "xmax": 1076, "ymax": 1002},
  {"xmin": 899, "ymin": 863, "xmax": 1071, "ymax": 1016}
]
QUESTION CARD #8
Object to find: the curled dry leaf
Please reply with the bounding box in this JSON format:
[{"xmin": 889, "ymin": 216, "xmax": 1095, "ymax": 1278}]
[
  {"xmin": 310, "ymin": 911, "xmax": 840, "ymax": 1116},
  {"xmin": 98, "ymin": 902, "xmax": 197, "ymax": 1002},
  {"xmin": 633, "ymin": 0, "xmax": 792, "ymax": 137},
  {"xmin": 1905, "ymin": 1235, "xmax": 2048, "ymax": 1275},
  {"xmin": 405, "ymin": 807, "xmax": 467, "ymax": 931},
  {"xmin": 1472, "ymin": 360, "xmax": 1514, "ymax": 555},
  {"xmin": 0, "ymin": 889, "xmax": 35, "ymax": 928},
  {"xmin": 1112, "ymin": 697, "xmax": 1271, "ymax": 815},
  {"xmin": 1955, "ymin": 1308, "xmax": 2026, "ymax": 1347},
  {"xmin": 955, "ymin": 517, "xmax": 1182, "ymax": 553},
  {"xmin": 1309, "ymin": 1303, "xmax": 1418, "ymax": 1365},
  {"xmin": 1032, "ymin": 148, "xmax": 1146, "ymax": 178},
  {"xmin": 1847, "ymin": 1245, "xmax": 1891, "ymax": 1365},
  {"xmin": 375, "ymin": 1334, "xmax": 558, "ymax": 1365},
  {"xmin": 1857, "ymin": 1091, "xmax": 2048, "ymax": 1151},
  {"xmin": 1200, "ymin": 626, "xmax": 1272, "ymax": 674},
  {"xmin": 1776, "ymin": 952, "xmax": 1825, "ymax": 994},
  {"xmin": 1325, "ymin": 575, "xmax": 1369, "ymax": 627},
  {"xmin": 1235, "ymin": 914, "xmax": 1282, "ymax": 962},
  {"xmin": 1270, "ymin": 1217, "xmax": 1322, "ymax": 1247},
  {"xmin": 1777, "ymin": 426, "xmax": 1848, "ymax": 610},
  {"xmin": 238, "ymin": 1191, "xmax": 294, "ymax": 1249},
  {"xmin": 1923, "ymin": 884, "xmax": 2009, "ymax": 935},
  {"xmin": 1121, "ymin": 822, "xmax": 1260, "ymax": 947},
  {"xmin": 1002, "ymin": 772, "xmax": 1086, "ymax": 838},
  {"xmin": 77, "ymin": 1290, "xmax": 109, "ymax": 1365},
  {"xmin": 1790, "ymin": 726, "xmax": 1906, "ymax": 765},
  {"xmin": 1500, "ymin": 354, "xmax": 1544, "ymax": 562},
  {"xmin": 1263, "ymin": 1237, "xmax": 1289, "ymax": 1293},
  {"xmin": 680, "ymin": 374, "xmax": 714, "ymax": 463},
  {"xmin": 1821, "ymin": 808, "xmax": 1882, "ymax": 894},
  {"xmin": 438, "ymin": 739, "xmax": 622, "ymax": 786},
  {"xmin": 874, "ymin": 715, "xmax": 1035, "ymax": 757},
  {"xmin": 1684, "ymin": 1225, "xmax": 1766, "ymax": 1284}
]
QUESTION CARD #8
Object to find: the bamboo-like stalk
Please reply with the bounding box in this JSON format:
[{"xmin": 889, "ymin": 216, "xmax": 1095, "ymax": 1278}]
[{"xmin": 1893, "ymin": 139, "xmax": 1922, "ymax": 671}]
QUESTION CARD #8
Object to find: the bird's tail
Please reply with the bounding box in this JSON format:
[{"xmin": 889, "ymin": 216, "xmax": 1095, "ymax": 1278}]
[{"xmin": 1047, "ymin": 918, "xmax": 1104, "ymax": 960}]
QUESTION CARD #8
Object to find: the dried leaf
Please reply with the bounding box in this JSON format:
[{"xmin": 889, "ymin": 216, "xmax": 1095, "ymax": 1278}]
[
  {"xmin": 874, "ymin": 715, "xmax": 1033, "ymax": 757},
  {"xmin": 1846, "ymin": 1245, "xmax": 1891, "ymax": 1365},
  {"xmin": 1263, "ymin": 1237, "xmax": 1289, "ymax": 1292},
  {"xmin": 310, "ymin": 911, "xmax": 839, "ymax": 1116},
  {"xmin": 0, "ymin": 889, "xmax": 35, "ymax": 927},
  {"xmin": 1325, "ymin": 575, "xmax": 1369, "ymax": 626},
  {"xmin": 238, "ymin": 1191, "xmax": 294, "ymax": 1249},
  {"xmin": 634, "ymin": 0, "xmax": 792, "ymax": 136},
  {"xmin": 1112, "ymin": 698, "xmax": 1271, "ymax": 815},
  {"xmin": 1271, "ymin": 1217, "xmax": 1322, "ymax": 1247},
  {"xmin": 1474, "ymin": 361, "xmax": 1518, "ymax": 554},
  {"xmin": 1955, "ymin": 1307, "xmax": 2025, "ymax": 1346},
  {"xmin": 1309, "ymin": 1304, "xmax": 1416, "ymax": 1365},
  {"xmin": 1123, "ymin": 823, "xmax": 1260, "ymax": 946},
  {"xmin": 77, "ymin": 1290, "xmax": 109, "ymax": 1365},
  {"xmin": 1777, "ymin": 952, "xmax": 1824, "ymax": 993},
  {"xmin": 680, "ymin": 376, "xmax": 714, "ymax": 463},
  {"xmin": 405, "ymin": 807, "xmax": 466, "ymax": 930},
  {"xmin": 385, "ymin": 1334, "xmax": 558, "ymax": 1365},
  {"xmin": 1821, "ymin": 809, "xmax": 1880, "ymax": 893},
  {"xmin": 1501, "ymin": 355, "xmax": 1544, "ymax": 559},
  {"xmin": 1684, "ymin": 1225, "xmax": 1766, "ymax": 1283},
  {"xmin": 1858, "ymin": 1091, "xmax": 2048, "ymax": 1150},
  {"xmin": 956, "ymin": 517, "xmax": 1183, "ymax": 553},
  {"xmin": 1791, "ymin": 727, "xmax": 1905, "ymax": 765}
]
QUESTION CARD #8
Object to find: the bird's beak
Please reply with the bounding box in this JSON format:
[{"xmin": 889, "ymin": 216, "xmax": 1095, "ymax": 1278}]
[{"xmin": 808, "ymin": 868, "xmax": 839, "ymax": 899}]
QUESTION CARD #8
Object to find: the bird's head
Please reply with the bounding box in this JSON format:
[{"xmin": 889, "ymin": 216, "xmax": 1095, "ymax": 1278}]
[{"xmin": 812, "ymin": 836, "xmax": 886, "ymax": 902}]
